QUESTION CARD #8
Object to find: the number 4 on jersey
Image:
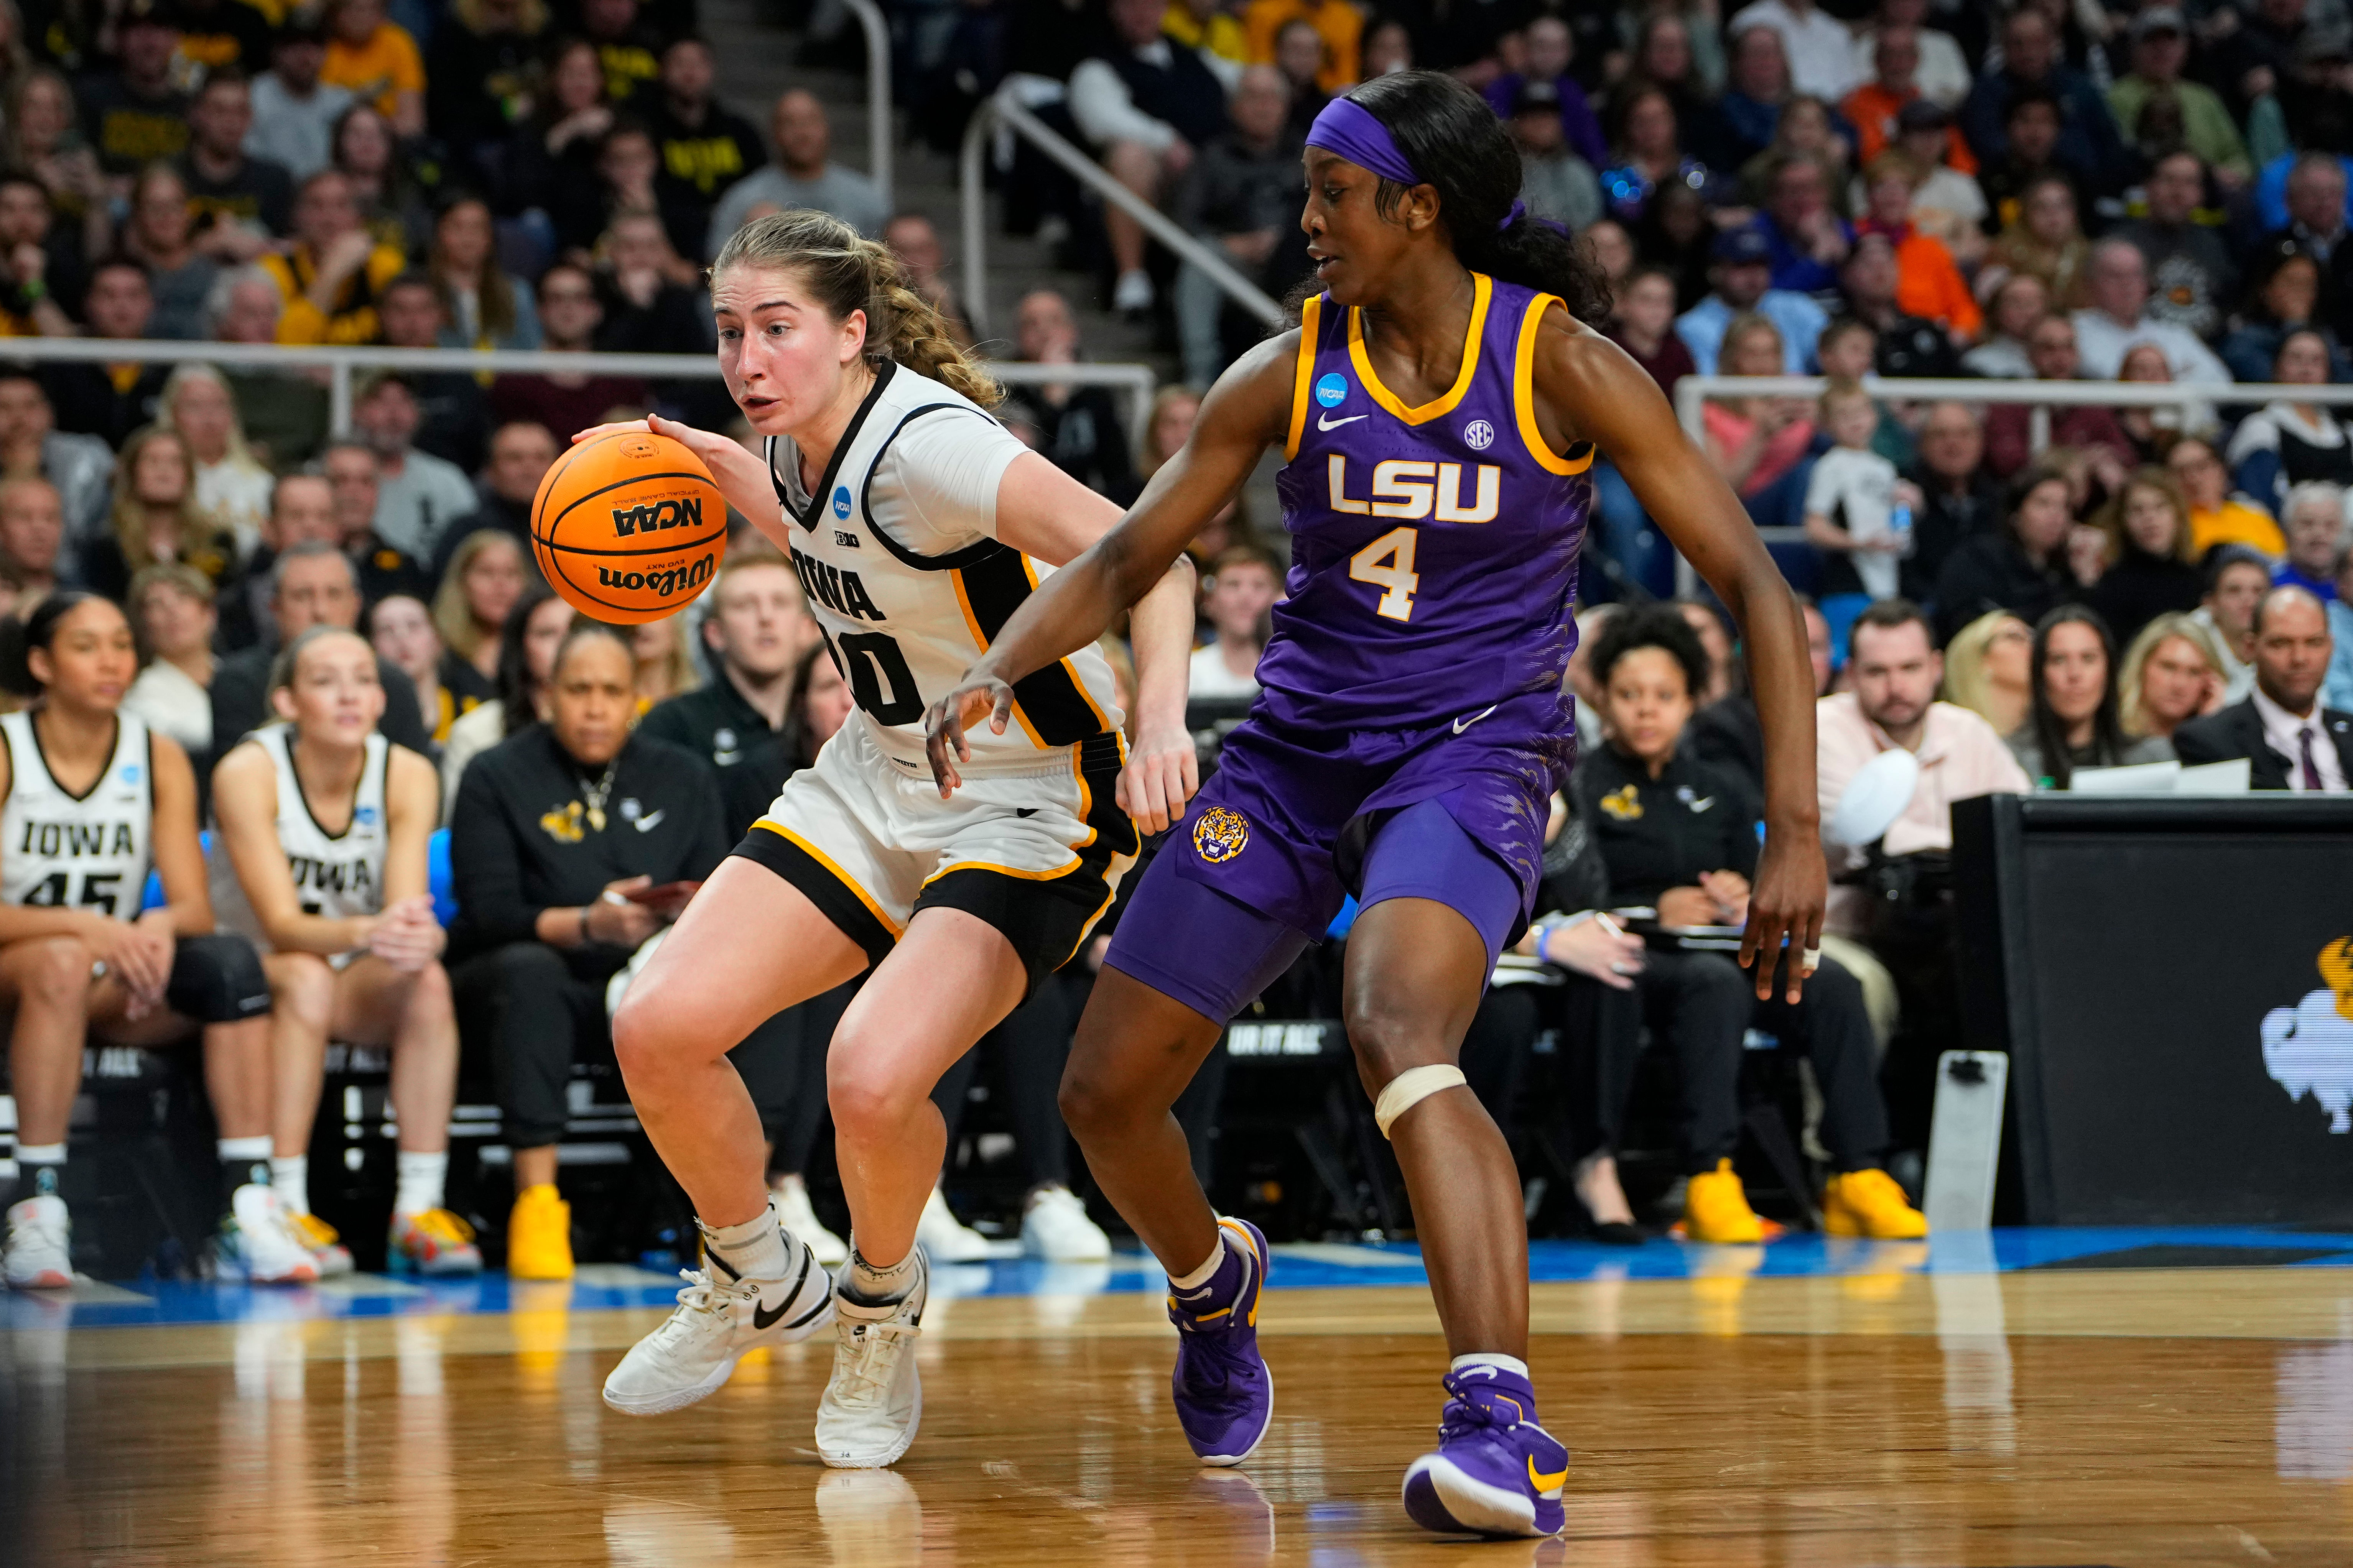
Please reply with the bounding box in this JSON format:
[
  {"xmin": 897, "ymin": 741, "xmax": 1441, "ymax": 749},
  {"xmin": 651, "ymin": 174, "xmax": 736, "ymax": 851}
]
[{"xmin": 1349, "ymin": 526, "xmax": 1420, "ymax": 621}]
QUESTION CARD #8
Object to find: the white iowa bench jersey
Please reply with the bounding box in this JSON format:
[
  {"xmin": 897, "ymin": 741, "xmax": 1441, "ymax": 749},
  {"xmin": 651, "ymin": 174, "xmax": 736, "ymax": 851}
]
[
  {"xmin": 0, "ymin": 709, "xmax": 152, "ymax": 916},
  {"xmin": 765, "ymin": 359, "xmax": 1124, "ymax": 774},
  {"xmin": 211, "ymin": 726, "xmax": 390, "ymax": 965}
]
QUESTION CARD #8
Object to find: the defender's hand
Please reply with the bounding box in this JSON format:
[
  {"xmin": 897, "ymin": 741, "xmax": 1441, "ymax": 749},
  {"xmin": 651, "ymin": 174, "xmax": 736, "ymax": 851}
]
[
  {"xmin": 923, "ymin": 677, "xmax": 1016, "ymax": 799},
  {"xmin": 1116, "ymin": 720, "xmax": 1198, "ymax": 835},
  {"xmin": 1739, "ymin": 829, "xmax": 1826, "ymax": 1003}
]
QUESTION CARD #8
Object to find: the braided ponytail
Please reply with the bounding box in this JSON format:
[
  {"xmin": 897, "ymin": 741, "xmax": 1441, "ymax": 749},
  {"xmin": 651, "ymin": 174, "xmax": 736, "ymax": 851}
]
[{"xmin": 712, "ymin": 211, "xmax": 1002, "ymax": 407}]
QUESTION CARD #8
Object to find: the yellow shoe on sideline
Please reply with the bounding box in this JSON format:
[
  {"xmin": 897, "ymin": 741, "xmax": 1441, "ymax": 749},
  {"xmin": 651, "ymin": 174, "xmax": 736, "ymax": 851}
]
[
  {"xmin": 1821, "ymin": 1168, "xmax": 1929, "ymax": 1239},
  {"xmin": 507, "ymin": 1185, "xmax": 574, "ymax": 1279},
  {"xmin": 1682, "ymin": 1159, "xmax": 1768, "ymax": 1244}
]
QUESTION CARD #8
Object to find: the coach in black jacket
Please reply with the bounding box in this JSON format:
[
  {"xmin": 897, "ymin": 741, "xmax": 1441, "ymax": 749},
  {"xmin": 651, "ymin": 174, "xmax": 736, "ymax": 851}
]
[{"xmin": 2173, "ymin": 588, "xmax": 2353, "ymax": 791}]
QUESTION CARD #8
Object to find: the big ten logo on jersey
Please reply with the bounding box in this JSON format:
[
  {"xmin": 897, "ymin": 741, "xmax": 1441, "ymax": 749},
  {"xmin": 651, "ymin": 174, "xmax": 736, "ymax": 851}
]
[
  {"xmin": 1326, "ymin": 457, "xmax": 1499, "ymax": 524},
  {"xmin": 289, "ymin": 854, "xmax": 374, "ymax": 916},
  {"xmin": 791, "ymin": 547, "xmax": 885, "ymax": 623},
  {"xmin": 610, "ymin": 495, "xmax": 705, "ymax": 539}
]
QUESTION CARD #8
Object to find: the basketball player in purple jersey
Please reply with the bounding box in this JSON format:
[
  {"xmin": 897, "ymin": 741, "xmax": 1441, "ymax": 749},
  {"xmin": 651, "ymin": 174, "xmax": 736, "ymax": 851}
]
[{"xmin": 927, "ymin": 73, "xmax": 1826, "ymax": 1537}]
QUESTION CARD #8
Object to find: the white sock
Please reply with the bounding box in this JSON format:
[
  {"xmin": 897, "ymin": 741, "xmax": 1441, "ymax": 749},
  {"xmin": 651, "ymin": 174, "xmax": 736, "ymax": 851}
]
[
  {"xmin": 219, "ymin": 1136, "xmax": 272, "ymax": 1189},
  {"xmin": 1170, "ymin": 1235, "xmax": 1226, "ymax": 1293},
  {"xmin": 393, "ymin": 1151, "xmax": 447, "ymax": 1217},
  {"xmin": 15, "ymin": 1144, "xmax": 65, "ymax": 1166},
  {"xmin": 846, "ymin": 1244, "xmax": 920, "ymax": 1303},
  {"xmin": 1451, "ymin": 1352, "xmax": 1530, "ymax": 1379},
  {"xmin": 14, "ymin": 1144, "xmax": 64, "ymax": 1205},
  {"xmin": 702, "ymin": 1198, "xmax": 792, "ymax": 1280},
  {"xmin": 271, "ymin": 1156, "xmax": 309, "ymax": 1216}
]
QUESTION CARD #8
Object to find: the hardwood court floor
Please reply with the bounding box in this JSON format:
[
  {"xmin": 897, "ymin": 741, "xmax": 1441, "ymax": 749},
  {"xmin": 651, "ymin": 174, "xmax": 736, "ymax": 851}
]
[{"xmin": 10, "ymin": 1269, "xmax": 2353, "ymax": 1566}]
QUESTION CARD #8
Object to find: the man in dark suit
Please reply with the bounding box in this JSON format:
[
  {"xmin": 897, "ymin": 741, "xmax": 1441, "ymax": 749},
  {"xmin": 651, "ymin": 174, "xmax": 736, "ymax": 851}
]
[{"xmin": 2174, "ymin": 587, "xmax": 2353, "ymax": 792}]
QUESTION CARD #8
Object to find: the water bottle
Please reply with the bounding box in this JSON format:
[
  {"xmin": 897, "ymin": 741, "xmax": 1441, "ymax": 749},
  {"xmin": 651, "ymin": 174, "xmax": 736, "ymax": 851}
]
[{"xmin": 1887, "ymin": 501, "xmax": 1915, "ymax": 559}]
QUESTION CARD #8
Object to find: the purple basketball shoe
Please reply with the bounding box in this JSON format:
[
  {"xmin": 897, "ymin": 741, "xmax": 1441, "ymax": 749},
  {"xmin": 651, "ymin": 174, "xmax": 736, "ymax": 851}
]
[
  {"xmin": 1167, "ymin": 1217, "xmax": 1274, "ymax": 1465},
  {"xmin": 1401, "ymin": 1366, "xmax": 1568, "ymax": 1538}
]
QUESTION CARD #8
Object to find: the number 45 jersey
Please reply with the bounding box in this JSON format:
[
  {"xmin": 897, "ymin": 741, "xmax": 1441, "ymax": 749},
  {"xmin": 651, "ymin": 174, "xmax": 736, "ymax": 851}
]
[
  {"xmin": 762, "ymin": 359, "xmax": 1125, "ymax": 777},
  {"xmin": 0, "ymin": 710, "xmax": 153, "ymax": 916}
]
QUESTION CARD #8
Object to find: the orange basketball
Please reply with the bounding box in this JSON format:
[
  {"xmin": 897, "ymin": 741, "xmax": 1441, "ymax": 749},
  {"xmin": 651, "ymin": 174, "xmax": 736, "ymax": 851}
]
[{"xmin": 532, "ymin": 429, "xmax": 727, "ymax": 624}]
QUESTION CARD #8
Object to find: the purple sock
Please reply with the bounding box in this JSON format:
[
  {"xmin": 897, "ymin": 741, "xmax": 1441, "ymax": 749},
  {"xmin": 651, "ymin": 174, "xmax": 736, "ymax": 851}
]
[
  {"xmin": 1170, "ymin": 1238, "xmax": 1250, "ymax": 1320},
  {"xmin": 1449, "ymin": 1362, "xmax": 1539, "ymax": 1427}
]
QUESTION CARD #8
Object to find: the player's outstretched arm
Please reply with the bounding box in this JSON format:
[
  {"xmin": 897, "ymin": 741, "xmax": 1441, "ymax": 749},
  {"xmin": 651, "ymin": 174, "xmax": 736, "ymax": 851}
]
[
  {"xmin": 1532, "ymin": 317, "xmax": 1826, "ymax": 1002},
  {"xmin": 571, "ymin": 416, "xmax": 789, "ymax": 550},
  {"xmin": 924, "ymin": 334, "xmax": 1295, "ymax": 796}
]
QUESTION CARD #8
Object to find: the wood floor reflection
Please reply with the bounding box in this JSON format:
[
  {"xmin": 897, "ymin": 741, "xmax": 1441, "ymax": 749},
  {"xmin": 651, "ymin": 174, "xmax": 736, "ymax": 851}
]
[{"xmin": 10, "ymin": 1277, "xmax": 2353, "ymax": 1565}]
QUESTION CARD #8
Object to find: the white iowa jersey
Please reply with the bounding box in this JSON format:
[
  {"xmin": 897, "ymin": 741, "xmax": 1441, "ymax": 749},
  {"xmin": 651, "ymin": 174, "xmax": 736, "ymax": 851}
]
[
  {"xmin": 766, "ymin": 360, "xmax": 1124, "ymax": 773},
  {"xmin": 0, "ymin": 710, "xmax": 153, "ymax": 917},
  {"xmin": 211, "ymin": 727, "xmax": 390, "ymax": 961}
]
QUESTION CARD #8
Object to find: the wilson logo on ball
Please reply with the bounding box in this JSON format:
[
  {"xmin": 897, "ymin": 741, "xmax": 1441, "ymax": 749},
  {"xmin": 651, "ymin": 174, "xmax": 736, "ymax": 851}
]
[
  {"xmin": 596, "ymin": 553, "xmax": 716, "ymax": 597},
  {"xmin": 609, "ymin": 496, "xmax": 705, "ymax": 537}
]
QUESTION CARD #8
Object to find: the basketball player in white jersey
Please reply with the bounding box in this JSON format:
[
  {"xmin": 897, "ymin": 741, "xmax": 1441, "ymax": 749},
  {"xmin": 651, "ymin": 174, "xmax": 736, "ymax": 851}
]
[
  {"xmin": 211, "ymin": 626, "xmax": 481, "ymax": 1279},
  {"xmin": 0, "ymin": 593, "xmax": 310, "ymax": 1289},
  {"xmin": 587, "ymin": 210, "xmax": 1199, "ymax": 1467}
]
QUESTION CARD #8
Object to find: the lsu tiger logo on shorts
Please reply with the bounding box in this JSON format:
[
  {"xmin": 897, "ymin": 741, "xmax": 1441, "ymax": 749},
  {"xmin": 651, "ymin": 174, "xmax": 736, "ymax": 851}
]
[{"xmin": 1192, "ymin": 806, "xmax": 1251, "ymax": 864}]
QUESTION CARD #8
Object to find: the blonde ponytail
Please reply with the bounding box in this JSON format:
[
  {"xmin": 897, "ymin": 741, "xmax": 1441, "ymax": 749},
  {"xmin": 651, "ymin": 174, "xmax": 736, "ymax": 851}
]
[{"xmin": 712, "ymin": 210, "xmax": 1001, "ymax": 408}]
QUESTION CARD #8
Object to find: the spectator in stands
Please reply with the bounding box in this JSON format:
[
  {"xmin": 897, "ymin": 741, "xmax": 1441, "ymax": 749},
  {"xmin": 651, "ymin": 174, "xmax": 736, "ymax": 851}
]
[
  {"xmin": 220, "ymin": 470, "xmax": 333, "ymax": 652},
  {"xmin": 2112, "ymin": 152, "xmax": 2236, "ymax": 346},
  {"xmin": 1838, "ymin": 231, "xmax": 1963, "ymax": 378},
  {"xmin": 1705, "ymin": 313, "xmax": 1817, "ymax": 528},
  {"xmin": 2330, "ymin": 548, "xmax": 2353, "ymax": 710},
  {"xmin": 1844, "ymin": 26, "xmax": 1939, "ymax": 171},
  {"xmin": 1753, "ymin": 153, "xmax": 1852, "ymax": 298},
  {"xmin": 1804, "ymin": 381, "xmax": 1915, "ymax": 626},
  {"xmin": 375, "ymin": 273, "xmax": 490, "ymax": 475},
  {"xmin": 370, "ymin": 592, "xmax": 488, "ymax": 751},
  {"xmin": 2087, "ymin": 467, "xmax": 2204, "ymax": 644},
  {"xmin": 2007, "ymin": 605, "xmax": 2173, "ymax": 786},
  {"xmin": 2167, "ymin": 435, "xmax": 2286, "ymax": 560},
  {"xmin": 43, "ymin": 260, "xmax": 167, "ymax": 448},
  {"xmin": 2109, "ymin": 10, "xmax": 2254, "ymax": 188},
  {"xmin": 1172, "ymin": 64, "xmax": 1296, "ymax": 389},
  {"xmin": 158, "ymin": 365, "xmax": 272, "ymax": 560},
  {"xmin": 589, "ymin": 120, "xmax": 682, "ymax": 261},
  {"xmin": 1964, "ymin": 273, "xmax": 2049, "ymax": 379},
  {"xmin": 432, "ymin": 420, "xmax": 554, "ymax": 583},
  {"xmin": 1687, "ymin": 594, "xmax": 1833, "ymax": 792},
  {"xmin": 1856, "ymin": 155, "xmax": 1978, "ymax": 340},
  {"xmin": 77, "ymin": 0, "xmax": 190, "ymax": 176},
  {"xmin": 440, "ymin": 587, "xmax": 570, "ymax": 812},
  {"xmin": 1983, "ymin": 171, "xmax": 2091, "ymax": 320},
  {"xmin": 881, "ymin": 214, "xmax": 974, "ymax": 350},
  {"xmin": 123, "ymin": 563, "xmax": 217, "ymax": 756},
  {"xmin": 1597, "ymin": 84, "xmax": 1722, "ymax": 230},
  {"xmin": 80, "ymin": 426, "xmax": 237, "ymax": 604},
  {"xmin": 1940, "ymin": 607, "xmax": 2035, "ymax": 738},
  {"xmin": 178, "ymin": 70, "xmax": 293, "ymax": 253},
  {"xmin": 0, "ymin": 592, "xmax": 293, "ymax": 1291},
  {"xmin": 1005, "ymin": 288, "xmax": 1140, "ymax": 503},
  {"xmin": 1741, "ymin": 92, "xmax": 1851, "ymax": 214},
  {"xmin": 642, "ymin": 37, "xmax": 763, "ymax": 262},
  {"xmin": 211, "ymin": 541, "xmax": 433, "ymax": 764},
  {"xmin": 1623, "ymin": 9, "xmax": 1726, "ymax": 125},
  {"xmin": 1573, "ymin": 606, "xmax": 1922, "ymax": 1243},
  {"xmin": 206, "ymin": 267, "xmax": 330, "ymax": 472},
  {"xmin": 1675, "ymin": 226, "xmax": 1826, "ymax": 375},
  {"xmin": 1984, "ymin": 313, "xmax": 2134, "ymax": 480},
  {"xmin": 246, "ymin": 16, "xmax": 355, "ymax": 184},
  {"xmin": 319, "ymin": 439, "xmax": 433, "ymax": 608},
  {"xmin": 2175, "ymin": 586, "xmax": 2351, "ymax": 789},
  {"xmin": 1270, "ymin": 18, "xmax": 1330, "ymax": 136},
  {"xmin": 349, "ymin": 373, "xmax": 479, "ymax": 567},
  {"xmin": 2221, "ymin": 246, "xmax": 2349, "ymax": 387},
  {"xmin": 321, "ymin": 0, "xmax": 426, "ymax": 138},
  {"xmin": 0, "ymin": 172, "xmax": 83, "ymax": 340},
  {"xmin": 0, "ymin": 476, "xmax": 64, "ymax": 615},
  {"xmin": 582, "ymin": 0, "xmax": 664, "ymax": 102},
  {"xmin": 426, "ymin": 0, "xmax": 548, "ymax": 178},
  {"xmin": 1608, "ymin": 266, "xmax": 1696, "ymax": 403},
  {"xmin": 1189, "ymin": 544, "xmax": 1278, "ymax": 700},
  {"xmin": 2072, "ymin": 238, "xmax": 2234, "ymax": 385},
  {"xmin": 2118, "ymin": 611, "xmax": 2228, "ymax": 742},
  {"xmin": 1975, "ymin": 91, "xmax": 2075, "ymax": 241},
  {"xmin": 1715, "ymin": 21, "xmax": 1794, "ymax": 171},
  {"xmin": 9, "ymin": 69, "xmax": 112, "ymax": 268},
  {"xmin": 638, "ymin": 546, "xmax": 813, "ymax": 832},
  {"xmin": 1243, "ymin": 0, "xmax": 1358, "ymax": 94},
  {"xmin": 1070, "ymin": 0, "xmax": 1232, "ymax": 317},
  {"xmin": 1483, "ymin": 16, "xmax": 1608, "ymax": 169},
  {"xmin": 434, "ymin": 531, "xmax": 530, "ymax": 687},
  {"xmin": 628, "ymin": 615, "xmax": 699, "ymax": 712},
  {"xmin": 2192, "ymin": 544, "xmax": 2273, "ymax": 704},
  {"xmin": 1960, "ymin": 8, "xmax": 2129, "ymax": 200},
  {"xmin": 1508, "ymin": 79, "xmax": 1603, "ymax": 232},
  {"xmin": 429, "ymin": 196, "xmax": 540, "ymax": 353},
  {"xmin": 1934, "ymin": 463, "xmax": 2102, "ymax": 644},
  {"xmin": 262, "ymin": 169, "xmax": 407, "ymax": 346},
  {"xmin": 2230, "ymin": 332, "xmax": 2353, "ymax": 515},
  {"xmin": 0, "ymin": 371, "xmax": 110, "ymax": 545},
  {"xmin": 592, "ymin": 211, "xmax": 710, "ymax": 354},
  {"xmin": 2276, "ymin": 481, "xmax": 2350, "ymax": 600},
  {"xmin": 706, "ymin": 88, "xmax": 887, "ymax": 257},
  {"xmin": 501, "ymin": 36, "xmax": 612, "ymax": 257},
  {"xmin": 447, "ymin": 621, "xmax": 729, "ymax": 1278},
  {"xmin": 1900, "ymin": 401, "xmax": 1996, "ymax": 598},
  {"xmin": 212, "ymin": 623, "xmax": 480, "ymax": 1278},
  {"xmin": 331, "ymin": 103, "xmax": 432, "ymax": 258},
  {"xmin": 122, "ymin": 167, "xmax": 220, "ymax": 343},
  {"xmin": 1729, "ymin": 0, "xmax": 1858, "ymax": 104},
  {"xmin": 489, "ymin": 263, "xmax": 651, "ymax": 440}
]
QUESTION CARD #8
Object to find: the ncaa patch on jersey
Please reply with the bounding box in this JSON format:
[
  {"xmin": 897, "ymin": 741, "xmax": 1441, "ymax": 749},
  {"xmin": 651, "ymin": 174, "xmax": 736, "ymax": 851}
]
[
  {"xmin": 1314, "ymin": 373, "xmax": 1349, "ymax": 408},
  {"xmin": 119, "ymin": 765, "xmax": 140, "ymax": 784},
  {"xmin": 832, "ymin": 486, "xmax": 853, "ymax": 519},
  {"xmin": 1193, "ymin": 806, "xmax": 1250, "ymax": 864}
]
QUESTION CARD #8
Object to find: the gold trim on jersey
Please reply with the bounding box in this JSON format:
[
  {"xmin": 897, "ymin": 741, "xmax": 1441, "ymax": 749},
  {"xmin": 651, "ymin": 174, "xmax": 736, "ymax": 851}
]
[
  {"xmin": 1513, "ymin": 293, "xmax": 1594, "ymax": 477},
  {"xmin": 1284, "ymin": 294, "xmax": 1323, "ymax": 461},
  {"xmin": 1346, "ymin": 272, "xmax": 1492, "ymax": 426},
  {"xmin": 751, "ymin": 820, "xmax": 906, "ymax": 936}
]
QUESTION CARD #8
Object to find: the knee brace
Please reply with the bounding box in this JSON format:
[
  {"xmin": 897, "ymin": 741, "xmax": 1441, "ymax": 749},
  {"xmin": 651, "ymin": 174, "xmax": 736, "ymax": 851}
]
[
  {"xmin": 166, "ymin": 934, "xmax": 272, "ymax": 1024},
  {"xmin": 1372, "ymin": 1063, "xmax": 1466, "ymax": 1139}
]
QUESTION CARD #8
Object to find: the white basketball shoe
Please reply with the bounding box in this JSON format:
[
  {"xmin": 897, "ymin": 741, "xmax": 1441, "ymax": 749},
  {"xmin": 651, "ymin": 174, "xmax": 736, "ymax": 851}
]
[
  {"xmin": 602, "ymin": 1221, "xmax": 834, "ymax": 1415},
  {"xmin": 217, "ymin": 1185, "xmax": 321, "ymax": 1285},
  {"xmin": 816, "ymin": 1251, "xmax": 928, "ymax": 1469},
  {"xmin": 3, "ymin": 1194, "xmax": 73, "ymax": 1289}
]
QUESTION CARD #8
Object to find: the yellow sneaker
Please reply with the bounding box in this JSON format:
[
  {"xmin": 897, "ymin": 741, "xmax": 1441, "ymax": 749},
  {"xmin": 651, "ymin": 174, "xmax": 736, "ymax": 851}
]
[
  {"xmin": 1820, "ymin": 1168, "xmax": 1929, "ymax": 1239},
  {"xmin": 1681, "ymin": 1159, "xmax": 1771, "ymax": 1244},
  {"xmin": 288, "ymin": 1210, "xmax": 355, "ymax": 1277},
  {"xmin": 390, "ymin": 1208, "xmax": 484, "ymax": 1276},
  {"xmin": 506, "ymin": 1185, "xmax": 574, "ymax": 1279}
]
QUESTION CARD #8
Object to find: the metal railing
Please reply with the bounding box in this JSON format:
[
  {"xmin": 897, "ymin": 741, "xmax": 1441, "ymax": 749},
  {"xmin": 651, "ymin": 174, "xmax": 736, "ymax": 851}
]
[
  {"xmin": 838, "ymin": 0, "xmax": 894, "ymax": 209},
  {"xmin": 1666, "ymin": 374, "xmax": 2352, "ymax": 598},
  {"xmin": 960, "ymin": 87, "xmax": 1285, "ymax": 342},
  {"xmin": 0, "ymin": 338, "xmax": 1159, "ymax": 452}
]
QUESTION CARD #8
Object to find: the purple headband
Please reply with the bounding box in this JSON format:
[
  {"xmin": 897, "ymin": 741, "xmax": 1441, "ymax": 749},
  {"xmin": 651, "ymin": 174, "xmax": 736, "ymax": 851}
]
[{"xmin": 1305, "ymin": 98, "xmax": 1531, "ymax": 233}]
